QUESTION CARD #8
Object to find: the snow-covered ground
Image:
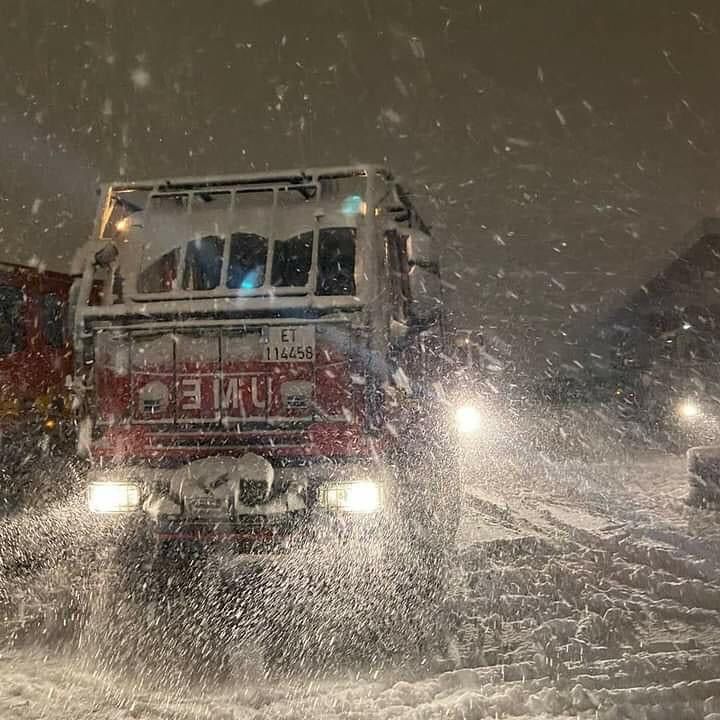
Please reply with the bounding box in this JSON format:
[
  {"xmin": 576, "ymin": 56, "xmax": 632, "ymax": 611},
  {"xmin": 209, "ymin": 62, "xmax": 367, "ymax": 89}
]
[{"xmin": 4, "ymin": 448, "xmax": 720, "ymax": 719}]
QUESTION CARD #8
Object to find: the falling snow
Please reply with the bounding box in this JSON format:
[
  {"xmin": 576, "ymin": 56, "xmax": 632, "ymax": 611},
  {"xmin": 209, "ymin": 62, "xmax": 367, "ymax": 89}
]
[
  {"xmin": 379, "ymin": 107, "xmax": 402, "ymax": 125},
  {"xmin": 130, "ymin": 67, "xmax": 151, "ymax": 89},
  {"xmin": 1, "ymin": 3, "xmax": 720, "ymax": 718}
]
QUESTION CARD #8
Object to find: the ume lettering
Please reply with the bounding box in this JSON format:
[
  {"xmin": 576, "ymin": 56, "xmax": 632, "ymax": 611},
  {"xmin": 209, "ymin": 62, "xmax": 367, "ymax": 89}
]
[{"xmin": 180, "ymin": 376, "xmax": 270, "ymax": 414}]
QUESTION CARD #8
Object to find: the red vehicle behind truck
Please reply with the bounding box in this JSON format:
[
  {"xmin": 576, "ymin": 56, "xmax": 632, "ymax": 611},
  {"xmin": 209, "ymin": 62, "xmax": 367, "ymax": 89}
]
[
  {"xmin": 0, "ymin": 263, "xmax": 74, "ymax": 455},
  {"xmin": 69, "ymin": 166, "xmax": 472, "ymax": 572}
]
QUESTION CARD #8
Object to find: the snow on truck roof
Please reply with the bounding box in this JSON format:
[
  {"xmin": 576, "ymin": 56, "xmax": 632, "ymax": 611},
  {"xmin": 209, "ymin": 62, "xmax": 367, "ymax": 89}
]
[
  {"xmin": 75, "ymin": 165, "xmax": 398, "ymax": 277},
  {"xmin": 103, "ymin": 164, "xmax": 392, "ymax": 193}
]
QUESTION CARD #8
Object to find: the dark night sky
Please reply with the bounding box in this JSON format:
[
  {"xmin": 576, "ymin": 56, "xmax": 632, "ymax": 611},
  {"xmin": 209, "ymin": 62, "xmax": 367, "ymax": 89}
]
[{"xmin": 1, "ymin": 0, "xmax": 719, "ymax": 368}]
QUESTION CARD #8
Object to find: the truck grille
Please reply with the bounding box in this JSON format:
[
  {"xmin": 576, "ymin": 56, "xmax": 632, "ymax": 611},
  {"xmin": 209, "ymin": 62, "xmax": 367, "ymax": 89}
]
[{"xmin": 149, "ymin": 430, "xmax": 309, "ymax": 449}]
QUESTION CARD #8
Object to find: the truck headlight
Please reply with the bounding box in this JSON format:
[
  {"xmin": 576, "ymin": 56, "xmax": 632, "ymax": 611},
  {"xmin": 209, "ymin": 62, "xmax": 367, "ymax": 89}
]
[
  {"xmin": 320, "ymin": 479, "xmax": 384, "ymax": 514},
  {"xmin": 455, "ymin": 404, "xmax": 482, "ymax": 434},
  {"xmin": 88, "ymin": 481, "xmax": 140, "ymax": 514}
]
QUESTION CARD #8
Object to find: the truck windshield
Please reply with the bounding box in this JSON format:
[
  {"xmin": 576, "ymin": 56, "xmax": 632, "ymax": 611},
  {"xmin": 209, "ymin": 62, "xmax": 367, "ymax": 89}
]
[
  {"xmin": 272, "ymin": 232, "xmax": 313, "ymax": 288},
  {"xmin": 137, "ymin": 247, "xmax": 180, "ymax": 294},
  {"xmin": 182, "ymin": 236, "xmax": 224, "ymax": 290},
  {"xmin": 227, "ymin": 233, "xmax": 268, "ymax": 289},
  {"xmin": 135, "ymin": 227, "xmax": 356, "ymax": 296},
  {"xmin": 317, "ymin": 227, "xmax": 356, "ymax": 296}
]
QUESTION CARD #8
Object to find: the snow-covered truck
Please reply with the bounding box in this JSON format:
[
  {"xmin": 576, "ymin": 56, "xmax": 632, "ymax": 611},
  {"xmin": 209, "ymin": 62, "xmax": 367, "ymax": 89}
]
[{"xmin": 70, "ymin": 166, "xmax": 474, "ymax": 564}]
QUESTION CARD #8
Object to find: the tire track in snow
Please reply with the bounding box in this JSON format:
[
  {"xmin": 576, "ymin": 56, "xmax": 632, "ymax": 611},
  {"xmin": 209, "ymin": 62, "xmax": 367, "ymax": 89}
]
[
  {"xmin": 4, "ymin": 451, "xmax": 720, "ymax": 718},
  {"xmin": 448, "ymin": 451, "xmax": 720, "ymax": 716},
  {"xmin": 5, "ymin": 646, "xmax": 720, "ymax": 719}
]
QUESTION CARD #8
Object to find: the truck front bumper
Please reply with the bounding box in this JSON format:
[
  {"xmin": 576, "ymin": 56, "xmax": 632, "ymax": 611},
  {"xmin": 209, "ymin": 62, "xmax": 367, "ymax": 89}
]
[{"xmin": 85, "ymin": 457, "xmax": 390, "ymax": 547}]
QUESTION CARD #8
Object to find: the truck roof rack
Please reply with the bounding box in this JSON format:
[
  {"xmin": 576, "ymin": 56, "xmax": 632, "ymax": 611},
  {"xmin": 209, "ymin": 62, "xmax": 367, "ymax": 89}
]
[{"xmin": 105, "ymin": 164, "xmax": 392, "ymax": 194}]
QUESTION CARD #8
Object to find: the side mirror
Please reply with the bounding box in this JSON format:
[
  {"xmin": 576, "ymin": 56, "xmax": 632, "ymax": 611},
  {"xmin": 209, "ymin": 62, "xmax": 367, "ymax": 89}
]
[
  {"xmin": 405, "ymin": 229, "xmax": 438, "ymax": 269},
  {"xmin": 94, "ymin": 242, "xmax": 119, "ymax": 267},
  {"xmin": 405, "ymin": 229, "xmax": 442, "ymax": 328}
]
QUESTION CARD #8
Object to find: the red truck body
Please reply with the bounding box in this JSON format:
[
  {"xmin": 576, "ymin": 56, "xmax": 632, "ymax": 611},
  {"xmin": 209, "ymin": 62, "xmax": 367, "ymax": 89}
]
[{"xmin": 0, "ymin": 263, "xmax": 73, "ymax": 424}]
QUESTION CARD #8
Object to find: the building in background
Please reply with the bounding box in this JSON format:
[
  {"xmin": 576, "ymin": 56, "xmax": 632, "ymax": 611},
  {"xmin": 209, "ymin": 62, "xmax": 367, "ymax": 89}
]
[{"xmin": 604, "ymin": 218, "xmax": 720, "ymax": 377}]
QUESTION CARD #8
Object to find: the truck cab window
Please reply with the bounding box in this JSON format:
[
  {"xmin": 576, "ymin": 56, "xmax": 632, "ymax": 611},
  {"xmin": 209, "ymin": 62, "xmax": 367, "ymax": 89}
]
[
  {"xmin": 183, "ymin": 235, "xmax": 224, "ymax": 291},
  {"xmin": 41, "ymin": 293, "xmax": 64, "ymax": 348},
  {"xmin": 227, "ymin": 233, "xmax": 268, "ymax": 289},
  {"xmin": 137, "ymin": 247, "xmax": 180, "ymax": 294},
  {"xmin": 317, "ymin": 227, "xmax": 356, "ymax": 296},
  {"xmin": 0, "ymin": 286, "xmax": 25, "ymax": 355},
  {"xmin": 271, "ymin": 231, "xmax": 313, "ymax": 288}
]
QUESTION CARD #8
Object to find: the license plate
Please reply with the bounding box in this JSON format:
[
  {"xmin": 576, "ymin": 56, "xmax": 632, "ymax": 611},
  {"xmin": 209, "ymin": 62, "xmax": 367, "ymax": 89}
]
[
  {"xmin": 264, "ymin": 325, "xmax": 315, "ymax": 363},
  {"xmin": 186, "ymin": 495, "xmax": 228, "ymax": 519},
  {"xmin": 190, "ymin": 496, "xmax": 223, "ymax": 509}
]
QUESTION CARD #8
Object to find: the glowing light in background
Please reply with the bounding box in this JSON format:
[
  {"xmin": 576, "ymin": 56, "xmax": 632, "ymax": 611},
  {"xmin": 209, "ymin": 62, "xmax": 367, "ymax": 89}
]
[{"xmin": 677, "ymin": 399, "xmax": 701, "ymax": 419}]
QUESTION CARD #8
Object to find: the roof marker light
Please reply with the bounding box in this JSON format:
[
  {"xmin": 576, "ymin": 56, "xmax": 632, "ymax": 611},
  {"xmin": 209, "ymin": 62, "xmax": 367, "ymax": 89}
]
[{"xmin": 341, "ymin": 194, "xmax": 366, "ymax": 216}]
